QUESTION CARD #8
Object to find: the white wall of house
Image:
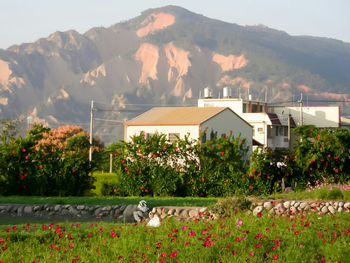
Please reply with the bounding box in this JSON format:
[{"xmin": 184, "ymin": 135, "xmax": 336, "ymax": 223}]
[
  {"xmin": 271, "ymin": 106, "xmax": 340, "ymax": 127},
  {"xmin": 201, "ymin": 108, "xmax": 252, "ymax": 156},
  {"xmin": 125, "ymin": 125, "xmax": 199, "ymax": 142},
  {"xmin": 198, "ymin": 99, "xmax": 244, "ymax": 114}
]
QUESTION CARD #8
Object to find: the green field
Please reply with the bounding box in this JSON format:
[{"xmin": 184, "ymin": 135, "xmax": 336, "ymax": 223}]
[{"xmin": 0, "ymin": 211, "xmax": 349, "ymax": 262}]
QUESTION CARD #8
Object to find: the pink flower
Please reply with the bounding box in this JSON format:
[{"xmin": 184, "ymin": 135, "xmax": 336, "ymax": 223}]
[
  {"xmin": 236, "ymin": 219, "xmax": 242, "ymax": 227},
  {"xmin": 249, "ymin": 252, "xmax": 254, "ymax": 257},
  {"xmin": 272, "ymin": 254, "xmax": 279, "ymax": 260}
]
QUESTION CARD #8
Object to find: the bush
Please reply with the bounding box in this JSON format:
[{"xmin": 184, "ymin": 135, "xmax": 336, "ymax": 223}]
[
  {"xmin": 0, "ymin": 124, "xmax": 96, "ymax": 196},
  {"xmin": 326, "ymin": 188, "xmax": 344, "ymax": 200},
  {"xmin": 92, "ymin": 173, "xmax": 121, "ymax": 196},
  {"xmin": 112, "ymin": 131, "xmax": 248, "ymax": 197},
  {"xmin": 211, "ymin": 197, "xmax": 252, "ymax": 217}
]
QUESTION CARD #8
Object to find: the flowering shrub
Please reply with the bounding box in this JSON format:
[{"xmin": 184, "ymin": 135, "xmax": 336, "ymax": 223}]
[
  {"xmin": 195, "ymin": 131, "xmax": 248, "ymax": 197},
  {"xmin": 112, "ymin": 133, "xmax": 199, "ymax": 196},
  {"xmin": 110, "ymin": 131, "xmax": 248, "ymax": 197},
  {"xmin": 0, "ymin": 124, "xmax": 96, "ymax": 196},
  {"xmin": 293, "ymin": 126, "xmax": 350, "ymax": 187}
]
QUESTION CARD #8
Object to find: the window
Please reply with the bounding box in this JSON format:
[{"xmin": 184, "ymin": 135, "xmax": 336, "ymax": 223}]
[
  {"xmin": 243, "ymin": 103, "xmax": 247, "ymax": 113},
  {"xmin": 284, "ymin": 127, "xmax": 288, "ymax": 136},
  {"xmin": 252, "ymin": 104, "xmax": 258, "ymax": 113},
  {"xmin": 259, "ymin": 105, "xmax": 264, "ymax": 112},
  {"xmin": 258, "ymin": 127, "xmax": 263, "ymax": 134},
  {"xmin": 201, "ymin": 132, "xmax": 207, "ymax": 143},
  {"xmin": 169, "ymin": 133, "xmax": 180, "ymax": 143},
  {"xmin": 275, "ymin": 127, "xmax": 279, "ymax": 136},
  {"xmin": 267, "ymin": 126, "xmax": 273, "ymax": 138}
]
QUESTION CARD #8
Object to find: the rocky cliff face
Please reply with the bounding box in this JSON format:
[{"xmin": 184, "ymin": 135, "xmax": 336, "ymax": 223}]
[{"xmin": 1, "ymin": 6, "xmax": 350, "ymax": 143}]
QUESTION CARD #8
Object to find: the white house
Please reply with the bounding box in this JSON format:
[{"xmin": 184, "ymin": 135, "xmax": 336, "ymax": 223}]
[
  {"xmin": 198, "ymin": 91, "xmax": 295, "ymax": 149},
  {"xmin": 270, "ymin": 106, "xmax": 340, "ymax": 127},
  {"xmin": 124, "ymin": 107, "xmax": 253, "ymax": 157}
]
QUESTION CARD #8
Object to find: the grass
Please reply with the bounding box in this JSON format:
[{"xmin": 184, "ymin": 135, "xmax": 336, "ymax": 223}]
[
  {"xmin": 91, "ymin": 172, "xmax": 120, "ymax": 196},
  {"xmin": 270, "ymin": 185, "xmax": 350, "ymax": 201},
  {"xmin": 0, "ymin": 195, "xmax": 219, "ymax": 207},
  {"xmin": 0, "ymin": 211, "xmax": 349, "ymax": 262}
]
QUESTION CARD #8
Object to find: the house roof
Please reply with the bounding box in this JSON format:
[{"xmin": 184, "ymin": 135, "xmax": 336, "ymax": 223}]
[
  {"xmin": 267, "ymin": 113, "xmax": 281, "ymax": 125},
  {"xmin": 125, "ymin": 107, "xmax": 251, "ymax": 126}
]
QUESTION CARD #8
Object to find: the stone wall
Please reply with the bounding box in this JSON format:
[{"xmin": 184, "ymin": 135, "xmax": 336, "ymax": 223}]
[{"xmin": 0, "ymin": 200, "xmax": 349, "ymax": 223}]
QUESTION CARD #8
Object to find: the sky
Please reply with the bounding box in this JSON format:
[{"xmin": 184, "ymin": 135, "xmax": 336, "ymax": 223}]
[{"xmin": 0, "ymin": 0, "xmax": 349, "ymax": 49}]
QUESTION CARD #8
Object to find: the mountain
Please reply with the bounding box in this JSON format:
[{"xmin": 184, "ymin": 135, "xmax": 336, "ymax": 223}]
[{"xmin": 1, "ymin": 6, "xmax": 350, "ymax": 143}]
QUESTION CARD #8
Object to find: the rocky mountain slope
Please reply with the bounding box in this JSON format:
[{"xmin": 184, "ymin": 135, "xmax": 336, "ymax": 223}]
[{"xmin": 1, "ymin": 6, "xmax": 350, "ymax": 143}]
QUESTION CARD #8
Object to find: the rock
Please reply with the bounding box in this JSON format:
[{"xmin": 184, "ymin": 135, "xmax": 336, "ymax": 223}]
[
  {"xmin": 147, "ymin": 216, "xmax": 160, "ymax": 227},
  {"xmin": 328, "ymin": 206, "xmax": 336, "ymax": 214},
  {"xmin": 299, "ymin": 202, "xmax": 308, "ymax": 209},
  {"xmin": 189, "ymin": 209, "xmax": 199, "ymax": 218},
  {"xmin": 102, "ymin": 206, "xmax": 112, "ymax": 211},
  {"xmin": 253, "ymin": 206, "xmax": 263, "ymax": 216},
  {"xmin": 264, "ymin": 202, "xmax": 273, "ymax": 210},
  {"xmin": 17, "ymin": 206, "xmax": 24, "ymax": 216},
  {"xmin": 122, "ymin": 205, "xmax": 138, "ymax": 223},
  {"xmin": 77, "ymin": 205, "xmax": 85, "ymax": 210},
  {"xmin": 168, "ymin": 209, "xmax": 175, "ymax": 215},
  {"xmin": 54, "ymin": 205, "xmax": 61, "ymax": 212},
  {"xmin": 68, "ymin": 206, "xmax": 79, "ymax": 216},
  {"xmin": 151, "ymin": 207, "xmax": 157, "ymax": 214},
  {"xmin": 290, "ymin": 201, "xmax": 295, "ymax": 206},
  {"xmin": 179, "ymin": 209, "xmax": 189, "ymax": 218},
  {"xmin": 199, "ymin": 207, "xmax": 208, "ymax": 213},
  {"xmin": 80, "ymin": 210, "xmax": 89, "ymax": 216},
  {"xmin": 338, "ymin": 207, "xmax": 343, "ymax": 213},
  {"xmin": 344, "ymin": 203, "xmax": 350, "ymax": 209},
  {"xmin": 283, "ymin": 201, "xmax": 290, "ymax": 209},
  {"xmin": 160, "ymin": 213, "xmax": 167, "ymax": 219},
  {"xmin": 23, "ymin": 206, "xmax": 32, "ymax": 214},
  {"xmin": 294, "ymin": 202, "xmax": 300, "ymax": 208},
  {"xmin": 156, "ymin": 207, "xmax": 163, "ymax": 215},
  {"xmin": 332, "ymin": 203, "xmax": 338, "ymax": 209},
  {"xmin": 33, "ymin": 205, "xmax": 41, "ymax": 212},
  {"xmin": 321, "ymin": 206, "xmax": 329, "ymax": 214},
  {"xmin": 338, "ymin": 202, "xmax": 344, "ymax": 207},
  {"xmin": 325, "ymin": 202, "xmax": 330, "ymax": 207}
]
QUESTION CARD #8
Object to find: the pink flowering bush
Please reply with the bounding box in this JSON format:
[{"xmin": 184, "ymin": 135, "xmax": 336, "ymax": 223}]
[{"xmin": 0, "ymin": 124, "xmax": 97, "ymax": 196}]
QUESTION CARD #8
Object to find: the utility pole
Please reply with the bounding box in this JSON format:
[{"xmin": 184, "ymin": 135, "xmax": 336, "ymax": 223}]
[
  {"xmin": 298, "ymin": 93, "xmax": 303, "ymax": 126},
  {"xmin": 89, "ymin": 100, "xmax": 94, "ymax": 162},
  {"xmin": 109, "ymin": 153, "xmax": 113, "ymax": 173},
  {"xmin": 288, "ymin": 114, "xmax": 291, "ymax": 149}
]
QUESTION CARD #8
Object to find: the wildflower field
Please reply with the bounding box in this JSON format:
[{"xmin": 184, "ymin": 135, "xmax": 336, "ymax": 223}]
[{"xmin": 1, "ymin": 211, "xmax": 349, "ymax": 263}]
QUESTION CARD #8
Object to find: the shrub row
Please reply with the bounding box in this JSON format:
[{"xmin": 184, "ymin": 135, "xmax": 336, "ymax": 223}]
[{"xmin": 0, "ymin": 125, "xmax": 96, "ymax": 196}]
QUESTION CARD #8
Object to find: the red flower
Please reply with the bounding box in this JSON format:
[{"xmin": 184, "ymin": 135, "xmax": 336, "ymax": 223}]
[
  {"xmin": 113, "ymin": 189, "xmax": 117, "ymax": 193},
  {"xmin": 249, "ymin": 186, "xmax": 252, "ymax": 189},
  {"xmin": 272, "ymin": 254, "xmax": 279, "ymax": 260},
  {"xmin": 201, "ymin": 178, "xmax": 205, "ymax": 182}
]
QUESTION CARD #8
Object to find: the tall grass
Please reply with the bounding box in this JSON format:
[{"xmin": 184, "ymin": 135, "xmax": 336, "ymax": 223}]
[{"xmin": 0, "ymin": 212, "xmax": 349, "ymax": 262}]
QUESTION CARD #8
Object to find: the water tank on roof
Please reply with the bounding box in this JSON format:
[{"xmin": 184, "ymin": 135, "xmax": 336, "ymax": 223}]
[
  {"xmin": 223, "ymin": 87, "xmax": 231, "ymax": 98},
  {"xmin": 204, "ymin": 87, "xmax": 213, "ymax": 98}
]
